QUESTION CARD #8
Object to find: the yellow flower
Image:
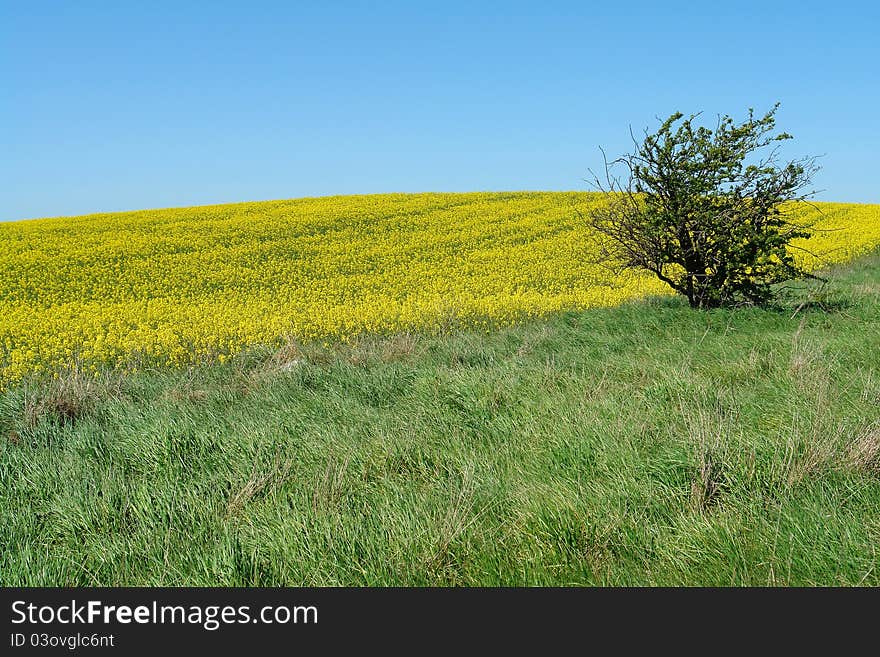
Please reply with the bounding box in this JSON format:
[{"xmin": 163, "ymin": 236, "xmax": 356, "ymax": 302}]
[{"xmin": 1, "ymin": 192, "xmax": 878, "ymax": 386}]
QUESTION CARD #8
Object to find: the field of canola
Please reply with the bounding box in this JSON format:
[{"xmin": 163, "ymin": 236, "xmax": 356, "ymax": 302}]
[{"xmin": 2, "ymin": 192, "xmax": 880, "ymax": 385}]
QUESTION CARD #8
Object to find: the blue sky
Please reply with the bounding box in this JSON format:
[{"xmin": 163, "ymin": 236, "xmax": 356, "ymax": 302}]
[{"xmin": 3, "ymin": 0, "xmax": 878, "ymax": 220}]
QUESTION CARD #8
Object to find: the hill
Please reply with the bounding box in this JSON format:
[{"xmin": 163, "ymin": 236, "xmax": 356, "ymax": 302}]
[
  {"xmin": 1, "ymin": 250, "xmax": 878, "ymax": 585},
  {"xmin": 2, "ymin": 192, "xmax": 880, "ymax": 385}
]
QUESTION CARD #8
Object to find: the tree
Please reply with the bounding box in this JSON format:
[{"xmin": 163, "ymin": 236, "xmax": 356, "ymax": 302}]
[{"xmin": 587, "ymin": 103, "xmax": 820, "ymax": 309}]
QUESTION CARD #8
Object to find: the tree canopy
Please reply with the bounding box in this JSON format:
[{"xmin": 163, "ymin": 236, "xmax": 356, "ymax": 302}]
[{"xmin": 588, "ymin": 104, "xmax": 820, "ymax": 308}]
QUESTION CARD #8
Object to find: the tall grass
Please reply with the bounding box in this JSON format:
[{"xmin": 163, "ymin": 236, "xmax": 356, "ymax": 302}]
[{"xmin": 1, "ymin": 253, "xmax": 878, "ymax": 585}]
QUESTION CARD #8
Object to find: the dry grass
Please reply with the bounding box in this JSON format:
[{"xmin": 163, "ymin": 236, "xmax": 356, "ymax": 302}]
[
  {"xmin": 311, "ymin": 454, "xmax": 352, "ymax": 514},
  {"xmin": 853, "ymin": 282, "xmax": 880, "ymax": 299},
  {"xmin": 844, "ymin": 423, "xmax": 880, "ymax": 476},
  {"xmin": 423, "ymin": 466, "xmax": 485, "ymax": 577},
  {"xmin": 243, "ymin": 339, "xmax": 309, "ymax": 390},
  {"xmin": 682, "ymin": 399, "xmax": 732, "ymax": 512},
  {"xmin": 162, "ymin": 368, "xmax": 210, "ymax": 403},
  {"xmin": 21, "ymin": 366, "xmax": 121, "ymax": 429},
  {"xmin": 342, "ymin": 333, "xmax": 423, "ymax": 367},
  {"xmin": 789, "ymin": 321, "xmax": 829, "ymax": 393},
  {"xmin": 781, "ymin": 420, "xmax": 840, "ymax": 488},
  {"xmin": 226, "ymin": 447, "xmax": 296, "ymax": 520}
]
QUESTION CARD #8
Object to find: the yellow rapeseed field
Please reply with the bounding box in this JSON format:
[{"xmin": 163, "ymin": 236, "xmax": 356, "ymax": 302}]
[{"xmin": 2, "ymin": 192, "xmax": 879, "ymax": 385}]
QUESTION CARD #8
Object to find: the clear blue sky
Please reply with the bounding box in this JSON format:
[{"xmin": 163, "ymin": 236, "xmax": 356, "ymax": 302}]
[{"xmin": 3, "ymin": 0, "xmax": 878, "ymax": 220}]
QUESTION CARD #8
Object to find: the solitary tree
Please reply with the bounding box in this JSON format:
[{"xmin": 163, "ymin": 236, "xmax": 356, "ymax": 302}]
[{"xmin": 588, "ymin": 104, "xmax": 820, "ymax": 308}]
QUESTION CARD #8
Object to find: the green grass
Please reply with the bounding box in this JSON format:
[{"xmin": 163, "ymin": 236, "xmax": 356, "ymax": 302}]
[{"xmin": 2, "ymin": 254, "xmax": 879, "ymax": 586}]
